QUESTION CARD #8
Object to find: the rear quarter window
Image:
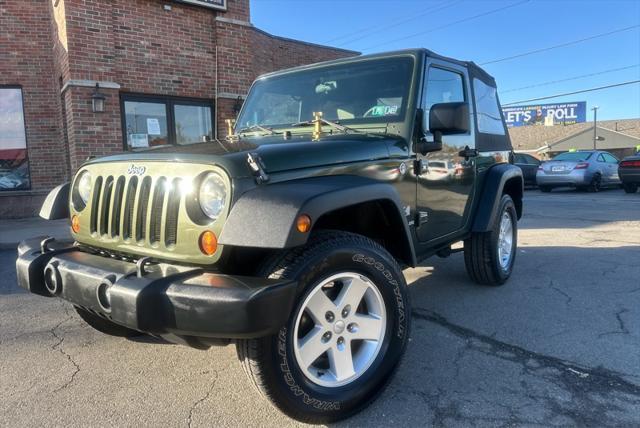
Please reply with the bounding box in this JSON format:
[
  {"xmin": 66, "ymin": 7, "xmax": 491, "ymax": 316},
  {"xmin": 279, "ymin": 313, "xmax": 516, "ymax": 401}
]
[{"xmin": 473, "ymin": 78, "xmax": 506, "ymax": 136}]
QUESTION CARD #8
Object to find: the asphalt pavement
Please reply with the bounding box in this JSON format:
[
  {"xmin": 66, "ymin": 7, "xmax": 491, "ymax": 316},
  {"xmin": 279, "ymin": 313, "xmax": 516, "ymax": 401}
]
[{"xmin": 1, "ymin": 189, "xmax": 639, "ymax": 427}]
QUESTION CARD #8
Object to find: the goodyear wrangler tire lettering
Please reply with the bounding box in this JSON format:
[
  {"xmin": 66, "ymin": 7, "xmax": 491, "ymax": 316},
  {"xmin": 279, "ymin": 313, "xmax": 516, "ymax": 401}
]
[
  {"xmin": 236, "ymin": 231, "xmax": 411, "ymax": 424},
  {"xmin": 353, "ymin": 253, "xmax": 406, "ymax": 338}
]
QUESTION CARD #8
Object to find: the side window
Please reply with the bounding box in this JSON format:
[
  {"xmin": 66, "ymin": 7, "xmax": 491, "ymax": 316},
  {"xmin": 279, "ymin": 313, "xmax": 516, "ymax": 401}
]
[
  {"xmin": 513, "ymin": 154, "xmax": 524, "ymax": 164},
  {"xmin": 524, "ymin": 154, "xmax": 540, "ymax": 165},
  {"xmin": 423, "ymin": 67, "xmax": 465, "ymax": 131},
  {"xmin": 597, "ymin": 154, "xmax": 605, "ymax": 162},
  {"xmin": 473, "ymin": 78, "xmax": 506, "ymax": 135},
  {"xmin": 603, "ymin": 153, "xmax": 619, "ymax": 163}
]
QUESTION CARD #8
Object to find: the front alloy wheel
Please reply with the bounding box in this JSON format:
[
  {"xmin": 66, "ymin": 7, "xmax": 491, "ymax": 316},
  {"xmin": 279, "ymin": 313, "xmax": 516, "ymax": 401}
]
[
  {"xmin": 293, "ymin": 272, "xmax": 386, "ymax": 388},
  {"xmin": 236, "ymin": 231, "xmax": 410, "ymax": 424}
]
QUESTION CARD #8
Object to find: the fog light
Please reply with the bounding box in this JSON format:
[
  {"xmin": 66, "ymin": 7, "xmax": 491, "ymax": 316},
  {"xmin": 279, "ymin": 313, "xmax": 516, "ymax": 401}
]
[
  {"xmin": 71, "ymin": 215, "xmax": 80, "ymax": 233},
  {"xmin": 296, "ymin": 214, "xmax": 312, "ymax": 233},
  {"xmin": 199, "ymin": 230, "xmax": 217, "ymax": 255}
]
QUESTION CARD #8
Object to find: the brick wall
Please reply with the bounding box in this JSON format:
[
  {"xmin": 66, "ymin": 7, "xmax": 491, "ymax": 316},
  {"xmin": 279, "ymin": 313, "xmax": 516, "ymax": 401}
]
[
  {"xmin": 252, "ymin": 28, "xmax": 357, "ymax": 78},
  {"xmin": 1, "ymin": 0, "xmax": 358, "ymax": 217},
  {"xmin": 0, "ymin": 0, "xmax": 67, "ymax": 217}
]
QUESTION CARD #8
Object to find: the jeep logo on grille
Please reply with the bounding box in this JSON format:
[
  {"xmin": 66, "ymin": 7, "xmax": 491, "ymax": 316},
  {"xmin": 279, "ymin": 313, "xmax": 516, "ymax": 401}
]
[{"xmin": 127, "ymin": 164, "xmax": 146, "ymax": 176}]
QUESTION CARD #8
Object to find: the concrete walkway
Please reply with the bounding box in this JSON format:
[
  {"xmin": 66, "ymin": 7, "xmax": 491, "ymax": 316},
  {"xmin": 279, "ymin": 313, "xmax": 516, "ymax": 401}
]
[{"xmin": 0, "ymin": 217, "xmax": 70, "ymax": 250}]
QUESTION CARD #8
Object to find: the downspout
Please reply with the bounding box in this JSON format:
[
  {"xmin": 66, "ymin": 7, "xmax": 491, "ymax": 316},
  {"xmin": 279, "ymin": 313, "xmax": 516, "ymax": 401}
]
[{"xmin": 214, "ymin": 45, "xmax": 219, "ymax": 140}]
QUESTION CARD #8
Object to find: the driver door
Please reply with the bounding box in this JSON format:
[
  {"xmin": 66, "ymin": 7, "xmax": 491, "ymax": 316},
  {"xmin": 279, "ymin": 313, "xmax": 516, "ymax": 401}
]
[{"xmin": 416, "ymin": 60, "xmax": 476, "ymax": 243}]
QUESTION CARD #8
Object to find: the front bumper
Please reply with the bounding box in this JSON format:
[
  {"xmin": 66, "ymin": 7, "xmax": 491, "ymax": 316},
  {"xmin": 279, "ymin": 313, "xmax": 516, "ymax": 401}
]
[{"xmin": 16, "ymin": 237, "xmax": 297, "ymax": 342}]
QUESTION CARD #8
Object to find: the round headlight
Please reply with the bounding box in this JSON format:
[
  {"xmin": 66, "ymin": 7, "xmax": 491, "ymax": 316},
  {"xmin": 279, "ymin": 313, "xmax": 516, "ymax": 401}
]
[
  {"xmin": 199, "ymin": 173, "xmax": 227, "ymax": 220},
  {"xmin": 76, "ymin": 171, "xmax": 92, "ymax": 204}
]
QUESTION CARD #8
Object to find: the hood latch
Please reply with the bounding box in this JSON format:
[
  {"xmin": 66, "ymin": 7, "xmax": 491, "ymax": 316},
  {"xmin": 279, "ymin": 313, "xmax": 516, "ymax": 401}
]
[{"xmin": 246, "ymin": 152, "xmax": 269, "ymax": 184}]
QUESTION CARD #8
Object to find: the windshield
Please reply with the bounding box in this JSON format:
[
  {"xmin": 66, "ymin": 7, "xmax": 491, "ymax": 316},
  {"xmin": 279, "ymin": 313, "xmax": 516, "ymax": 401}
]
[
  {"xmin": 236, "ymin": 57, "xmax": 414, "ymax": 130},
  {"xmin": 553, "ymin": 152, "xmax": 594, "ymax": 162}
]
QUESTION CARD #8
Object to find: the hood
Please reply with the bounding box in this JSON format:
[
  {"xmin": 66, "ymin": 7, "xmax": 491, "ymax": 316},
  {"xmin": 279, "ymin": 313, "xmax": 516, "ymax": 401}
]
[{"xmin": 84, "ymin": 133, "xmax": 402, "ymax": 178}]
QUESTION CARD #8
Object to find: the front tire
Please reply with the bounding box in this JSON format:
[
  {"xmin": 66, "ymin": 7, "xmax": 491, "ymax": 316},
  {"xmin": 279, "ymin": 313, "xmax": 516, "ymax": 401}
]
[
  {"xmin": 464, "ymin": 194, "xmax": 518, "ymax": 286},
  {"xmin": 539, "ymin": 185, "xmax": 552, "ymax": 193},
  {"xmin": 74, "ymin": 306, "xmax": 143, "ymax": 337},
  {"xmin": 236, "ymin": 231, "xmax": 410, "ymax": 423},
  {"xmin": 623, "ymin": 183, "xmax": 638, "ymax": 193}
]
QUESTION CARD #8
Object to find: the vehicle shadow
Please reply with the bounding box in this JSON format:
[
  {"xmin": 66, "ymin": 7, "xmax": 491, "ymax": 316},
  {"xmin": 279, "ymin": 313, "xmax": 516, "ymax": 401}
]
[{"xmin": 333, "ymin": 244, "xmax": 640, "ymax": 426}]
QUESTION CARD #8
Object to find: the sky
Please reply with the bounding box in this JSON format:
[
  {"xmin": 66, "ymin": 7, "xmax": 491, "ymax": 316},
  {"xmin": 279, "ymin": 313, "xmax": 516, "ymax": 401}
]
[{"xmin": 251, "ymin": 0, "xmax": 640, "ymax": 122}]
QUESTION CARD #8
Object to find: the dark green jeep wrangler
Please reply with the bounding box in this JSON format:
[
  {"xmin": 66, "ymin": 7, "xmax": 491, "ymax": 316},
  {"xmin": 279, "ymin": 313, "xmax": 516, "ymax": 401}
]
[{"xmin": 17, "ymin": 49, "xmax": 522, "ymax": 423}]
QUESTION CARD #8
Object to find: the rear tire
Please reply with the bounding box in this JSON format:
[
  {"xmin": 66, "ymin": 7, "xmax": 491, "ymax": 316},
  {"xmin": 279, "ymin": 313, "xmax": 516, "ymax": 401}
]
[
  {"xmin": 74, "ymin": 306, "xmax": 143, "ymax": 337},
  {"xmin": 464, "ymin": 194, "xmax": 517, "ymax": 286},
  {"xmin": 236, "ymin": 231, "xmax": 410, "ymax": 423},
  {"xmin": 587, "ymin": 174, "xmax": 601, "ymax": 192},
  {"xmin": 539, "ymin": 186, "xmax": 551, "ymax": 193},
  {"xmin": 623, "ymin": 183, "xmax": 638, "ymax": 193}
]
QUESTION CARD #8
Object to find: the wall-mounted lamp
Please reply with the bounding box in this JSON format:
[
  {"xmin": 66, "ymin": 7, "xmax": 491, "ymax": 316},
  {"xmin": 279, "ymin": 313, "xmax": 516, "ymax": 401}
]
[
  {"xmin": 91, "ymin": 83, "xmax": 106, "ymax": 113},
  {"xmin": 232, "ymin": 96, "xmax": 243, "ymax": 116}
]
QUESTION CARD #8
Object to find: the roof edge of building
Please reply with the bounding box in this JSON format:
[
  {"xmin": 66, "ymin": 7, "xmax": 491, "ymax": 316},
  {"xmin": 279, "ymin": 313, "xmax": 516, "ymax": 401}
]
[{"xmin": 251, "ymin": 26, "xmax": 360, "ymax": 55}]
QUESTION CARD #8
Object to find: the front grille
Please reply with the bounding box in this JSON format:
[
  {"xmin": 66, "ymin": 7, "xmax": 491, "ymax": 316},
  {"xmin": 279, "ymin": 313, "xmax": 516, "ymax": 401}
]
[{"xmin": 89, "ymin": 174, "xmax": 181, "ymax": 247}]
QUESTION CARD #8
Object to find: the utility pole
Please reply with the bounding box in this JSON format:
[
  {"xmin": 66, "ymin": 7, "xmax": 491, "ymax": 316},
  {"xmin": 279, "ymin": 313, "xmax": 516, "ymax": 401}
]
[{"xmin": 592, "ymin": 106, "xmax": 599, "ymax": 150}]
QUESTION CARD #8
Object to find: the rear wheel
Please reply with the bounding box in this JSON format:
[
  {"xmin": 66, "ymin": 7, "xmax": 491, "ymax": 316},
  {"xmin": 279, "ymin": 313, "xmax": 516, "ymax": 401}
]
[
  {"xmin": 623, "ymin": 183, "xmax": 638, "ymax": 193},
  {"xmin": 587, "ymin": 174, "xmax": 602, "ymax": 192},
  {"xmin": 464, "ymin": 194, "xmax": 517, "ymax": 286},
  {"xmin": 236, "ymin": 231, "xmax": 410, "ymax": 423},
  {"xmin": 74, "ymin": 306, "xmax": 143, "ymax": 337}
]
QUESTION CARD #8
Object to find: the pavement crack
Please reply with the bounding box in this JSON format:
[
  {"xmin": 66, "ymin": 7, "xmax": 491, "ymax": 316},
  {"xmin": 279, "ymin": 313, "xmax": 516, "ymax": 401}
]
[
  {"xmin": 549, "ymin": 279, "xmax": 572, "ymax": 305},
  {"xmin": 50, "ymin": 304, "xmax": 80, "ymax": 392},
  {"xmin": 412, "ymin": 307, "xmax": 640, "ymax": 397},
  {"xmin": 598, "ymin": 308, "xmax": 631, "ymax": 338},
  {"xmin": 187, "ymin": 370, "xmax": 218, "ymax": 428},
  {"xmin": 615, "ymin": 308, "xmax": 630, "ymax": 334}
]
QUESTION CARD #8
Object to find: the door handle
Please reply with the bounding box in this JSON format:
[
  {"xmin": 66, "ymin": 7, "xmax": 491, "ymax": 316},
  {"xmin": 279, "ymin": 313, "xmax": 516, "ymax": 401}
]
[{"xmin": 458, "ymin": 146, "xmax": 478, "ymax": 159}]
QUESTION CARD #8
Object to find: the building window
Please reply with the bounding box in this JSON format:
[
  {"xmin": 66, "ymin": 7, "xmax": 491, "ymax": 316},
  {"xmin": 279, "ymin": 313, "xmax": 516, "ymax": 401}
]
[
  {"xmin": 121, "ymin": 94, "xmax": 214, "ymax": 150},
  {"xmin": 0, "ymin": 87, "xmax": 30, "ymax": 191}
]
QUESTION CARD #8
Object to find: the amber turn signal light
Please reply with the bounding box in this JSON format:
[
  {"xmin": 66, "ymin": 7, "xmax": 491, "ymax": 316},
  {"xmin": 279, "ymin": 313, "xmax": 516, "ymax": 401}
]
[
  {"xmin": 71, "ymin": 215, "xmax": 80, "ymax": 233},
  {"xmin": 199, "ymin": 230, "xmax": 218, "ymax": 255},
  {"xmin": 296, "ymin": 214, "xmax": 312, "ymax": 233}
]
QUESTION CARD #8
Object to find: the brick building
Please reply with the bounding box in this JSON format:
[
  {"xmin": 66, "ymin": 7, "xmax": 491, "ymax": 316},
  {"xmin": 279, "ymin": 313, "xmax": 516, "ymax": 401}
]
[{"xmin": 0, "ymin": 0, "xmax": 357, "ymax": 218}]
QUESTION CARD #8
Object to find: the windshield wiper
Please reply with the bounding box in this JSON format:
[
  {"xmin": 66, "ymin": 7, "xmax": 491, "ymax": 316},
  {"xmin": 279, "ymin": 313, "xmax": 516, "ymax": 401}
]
[
  {"xmin": 290, "ymin": 118, "xmax": 363, "ymax": 135},
  {"xmin": 238, "ymin": 124, "xmax": 280, "ymax": 136}
]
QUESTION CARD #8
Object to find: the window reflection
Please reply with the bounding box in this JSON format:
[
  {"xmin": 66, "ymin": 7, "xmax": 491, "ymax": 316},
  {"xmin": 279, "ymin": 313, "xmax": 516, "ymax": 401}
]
[
  {"xmin": 174, "ymin": 105, "xmax": 213, "ymax": 145},
  {"xmin": 0, "ymin": 87, "xmax": 30, "ymax": 191},
  {"xmin": 124, "ymin": 101, "xmax": 168, "ymax": 149}
]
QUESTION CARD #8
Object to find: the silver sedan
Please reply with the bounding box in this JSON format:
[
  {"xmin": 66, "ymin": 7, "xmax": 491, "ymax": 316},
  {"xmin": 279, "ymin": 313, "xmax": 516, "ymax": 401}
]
[{"xmin": 536, "ymin": 150, "xmax": 621, "ymax": 192}]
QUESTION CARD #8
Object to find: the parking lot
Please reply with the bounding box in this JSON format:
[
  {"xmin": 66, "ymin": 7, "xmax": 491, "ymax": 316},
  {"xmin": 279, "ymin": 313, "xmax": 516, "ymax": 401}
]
[{"xmin": 1, "ymin": 189, "xmax": 639, "ymax": 427}]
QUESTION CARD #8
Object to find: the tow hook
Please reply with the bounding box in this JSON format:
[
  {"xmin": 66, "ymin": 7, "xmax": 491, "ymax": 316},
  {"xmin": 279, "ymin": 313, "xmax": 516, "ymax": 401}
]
[{"xmin": 40, "ymin": 237, "xmax": 55, "ymax": 254}]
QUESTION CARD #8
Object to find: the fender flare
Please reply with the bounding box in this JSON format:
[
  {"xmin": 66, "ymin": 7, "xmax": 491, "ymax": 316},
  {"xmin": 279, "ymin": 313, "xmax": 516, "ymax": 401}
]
[
  {"xmin": 39, "ymin": 182, "xmax": 70, "ymax": 220},
  {"xmin": 218, "ymin": 175, "xmax": 417, "ymax": 265},
  {"xmin": 472, "ymin": 164, "xmax": 523, "ymax": 232}
]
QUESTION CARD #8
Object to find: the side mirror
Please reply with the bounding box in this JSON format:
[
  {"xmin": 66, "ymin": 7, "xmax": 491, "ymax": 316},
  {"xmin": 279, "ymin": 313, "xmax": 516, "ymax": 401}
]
[
  {"xmin": 413, "ymin": 103, "xmax": 469, "ymax": 155},
  {"xmin": 413, "ymin": 108, "xmax": 442, "ymax": 155},
  {"xmin": 429, "ymin": 102, "xmax": 469, "ymax": 144}
]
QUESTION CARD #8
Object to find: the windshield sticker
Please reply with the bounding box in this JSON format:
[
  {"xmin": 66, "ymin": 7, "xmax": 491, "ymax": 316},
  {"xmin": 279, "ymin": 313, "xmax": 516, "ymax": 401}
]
[{"xmin": 370, "ymin": 105, "xmax": 399, "ymax": 116}]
